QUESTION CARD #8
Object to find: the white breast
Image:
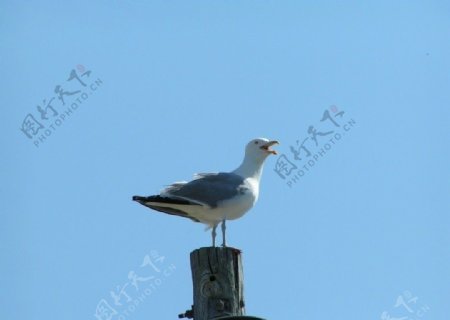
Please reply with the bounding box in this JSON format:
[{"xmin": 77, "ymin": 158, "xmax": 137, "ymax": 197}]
[
  {"xmin": 217, "ymin": 177, "xmax": 259, "ymax": 221},
  {"xmin": 189, "ymin": 178, "xmax": 259, "ymax": 224}
]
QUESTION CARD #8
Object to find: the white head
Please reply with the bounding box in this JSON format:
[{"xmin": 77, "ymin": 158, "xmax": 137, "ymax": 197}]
[
  {"xmin": 233, "ymin": 138, "xmax": 279, "ymax": 178},
  {"xmin": 244, "ymin": 138, "xmax": 279, "ymax": 161}
]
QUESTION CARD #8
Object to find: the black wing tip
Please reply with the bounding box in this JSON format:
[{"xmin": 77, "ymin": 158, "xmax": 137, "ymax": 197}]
[
  {"xmin": 131, "ymin": 195, "xmax": 201, "ymax": 223},
  {"xmin": 132, "ymin": 195, "xmax": 148, "ymax": 202},
  {"xmin": 132, "ymin": 195, "xmax": 163, "ymax": 202},
  {"xmin": 132, "ymin": 195, "xmax": 196, "ymax": 205}
]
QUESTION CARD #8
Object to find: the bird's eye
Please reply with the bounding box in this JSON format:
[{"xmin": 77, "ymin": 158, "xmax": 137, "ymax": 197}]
[{"xmin": 254, "ymin": 141, "xmax": 259, "ymax": 145}]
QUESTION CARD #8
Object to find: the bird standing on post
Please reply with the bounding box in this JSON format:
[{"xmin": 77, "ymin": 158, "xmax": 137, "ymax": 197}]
[{"xmin": 132, "ymin": 138, "xmax": 279, "ymax": 247}]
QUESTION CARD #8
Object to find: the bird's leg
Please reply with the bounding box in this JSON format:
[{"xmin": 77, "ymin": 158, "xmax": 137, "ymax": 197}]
[
  {"xmin": 212, "ymin": 224, "xmax": 217, "ymax": 247},
  {"xmin": 221, "ymin": 219, "xmax": 227, "ymax": 247}
]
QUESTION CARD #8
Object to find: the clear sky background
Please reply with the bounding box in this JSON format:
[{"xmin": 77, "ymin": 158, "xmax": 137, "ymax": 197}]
[{"xmin": 1, "ymin": 1, "xmax": 449, "ymax": 320}]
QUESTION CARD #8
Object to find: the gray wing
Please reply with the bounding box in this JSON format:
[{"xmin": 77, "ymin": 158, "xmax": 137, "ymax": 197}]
[{"xmin": 162, "ymin": 172, "xmax": 247, "ymax": 208}]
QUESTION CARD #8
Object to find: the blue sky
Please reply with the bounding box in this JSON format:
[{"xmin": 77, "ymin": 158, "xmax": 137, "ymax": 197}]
[{"xmin": 1, "ymin": 1, "xmax": 449, "ymax": 319}]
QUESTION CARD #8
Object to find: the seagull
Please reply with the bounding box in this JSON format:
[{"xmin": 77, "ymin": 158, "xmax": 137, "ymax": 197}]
[{"xmin": 132, "ymin": 138, "xmax": 279, "ymax": 247}]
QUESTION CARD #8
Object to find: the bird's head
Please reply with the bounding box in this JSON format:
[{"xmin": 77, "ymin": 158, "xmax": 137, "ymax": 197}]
[{"xmin": 245, "ymin": 138, "xmax": 279, "ymax": 160}]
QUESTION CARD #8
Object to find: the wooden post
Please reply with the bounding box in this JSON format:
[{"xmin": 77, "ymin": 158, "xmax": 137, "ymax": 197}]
[{"xmin": 190, "ymin": 247, "xmax": 245, "ymax": 320}]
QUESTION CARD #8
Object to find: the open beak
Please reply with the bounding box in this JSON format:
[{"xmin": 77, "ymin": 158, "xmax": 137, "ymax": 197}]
[{"xmin": 260, "ymin": 140, "xmax": 279, "ymax": 155}]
